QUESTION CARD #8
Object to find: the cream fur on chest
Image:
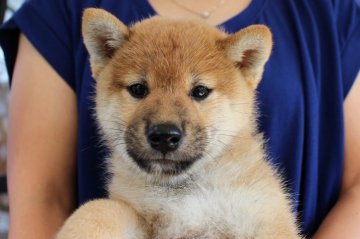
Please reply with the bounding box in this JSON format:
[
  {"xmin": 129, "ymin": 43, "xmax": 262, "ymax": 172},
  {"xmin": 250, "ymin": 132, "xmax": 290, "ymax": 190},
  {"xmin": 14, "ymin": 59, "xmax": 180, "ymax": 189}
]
[{"xmin": 106, "ymin": 139, "xmax": 297, "ymax": 239}]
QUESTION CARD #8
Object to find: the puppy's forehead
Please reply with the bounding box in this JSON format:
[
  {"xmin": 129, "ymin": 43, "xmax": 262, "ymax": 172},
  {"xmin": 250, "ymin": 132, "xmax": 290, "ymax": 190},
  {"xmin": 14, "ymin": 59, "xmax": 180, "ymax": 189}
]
[{"xmin": 111, "ymin": 18, "xmax": 236, "ymax": 91}]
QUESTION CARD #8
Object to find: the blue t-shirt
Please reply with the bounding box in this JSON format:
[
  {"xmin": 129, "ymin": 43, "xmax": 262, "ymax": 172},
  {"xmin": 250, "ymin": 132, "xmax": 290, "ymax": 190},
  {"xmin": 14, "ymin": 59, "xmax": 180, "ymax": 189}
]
[{"xmin": 1, "ymin": 0, "xmax": 360, "ymax": 236}]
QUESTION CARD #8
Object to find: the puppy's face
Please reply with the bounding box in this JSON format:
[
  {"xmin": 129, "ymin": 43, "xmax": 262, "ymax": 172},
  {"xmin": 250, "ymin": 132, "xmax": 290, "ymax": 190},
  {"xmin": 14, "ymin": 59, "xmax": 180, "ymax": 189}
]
[{"xmin": 82, "ymin": 9, "xmax": 272, "ymax": 178}]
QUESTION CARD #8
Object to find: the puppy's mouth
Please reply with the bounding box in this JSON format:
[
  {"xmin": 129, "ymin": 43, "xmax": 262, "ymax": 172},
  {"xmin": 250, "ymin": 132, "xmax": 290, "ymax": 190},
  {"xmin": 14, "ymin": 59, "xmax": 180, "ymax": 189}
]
[
  {"xmin": 125, "ymin": 122, "xmax": 207, "ymax": 175},
  {"xmin": 131, "ymin": 156, "xmax": 197, "ymax": 175}
]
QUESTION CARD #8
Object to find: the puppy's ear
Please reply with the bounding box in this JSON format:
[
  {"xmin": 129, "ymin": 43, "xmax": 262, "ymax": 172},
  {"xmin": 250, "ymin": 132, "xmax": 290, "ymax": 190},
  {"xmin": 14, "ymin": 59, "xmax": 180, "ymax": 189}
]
[
  {"xmin": 218, "ymin": 25, "xmax": 272, "ymax": 89},
  {"xmin": 82, "ymin": 8, "xmax": 129, "ymax": 78}
]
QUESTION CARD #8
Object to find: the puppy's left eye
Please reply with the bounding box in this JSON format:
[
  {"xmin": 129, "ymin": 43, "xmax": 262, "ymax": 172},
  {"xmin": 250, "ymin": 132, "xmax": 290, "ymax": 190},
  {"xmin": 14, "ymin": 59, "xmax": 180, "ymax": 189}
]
[
  {"xmin": 128, "ymin": 83, "xmax": 149, "ymax": 99},
  {"xmin": 191, "ymin": 85, "xmax": 212, "ymax": 100}
]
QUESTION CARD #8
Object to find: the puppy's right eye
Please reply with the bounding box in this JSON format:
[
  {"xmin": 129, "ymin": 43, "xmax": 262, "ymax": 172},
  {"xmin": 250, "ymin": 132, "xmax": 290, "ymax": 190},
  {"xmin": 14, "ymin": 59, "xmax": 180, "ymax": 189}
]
[
  {"xmin": 191, "ymin": 85, "xmax": 211, "ymax": 101},
  {"xmin": 127, "ymin": 83, "xmax": 149, "ymax": 99}
]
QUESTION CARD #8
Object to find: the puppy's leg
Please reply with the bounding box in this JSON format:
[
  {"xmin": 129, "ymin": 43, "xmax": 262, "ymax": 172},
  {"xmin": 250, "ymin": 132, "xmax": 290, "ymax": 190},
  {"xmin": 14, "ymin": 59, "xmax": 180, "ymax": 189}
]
[{"xmin": 55, "ymin": 199, "xmax": 146, "ymax": 239}]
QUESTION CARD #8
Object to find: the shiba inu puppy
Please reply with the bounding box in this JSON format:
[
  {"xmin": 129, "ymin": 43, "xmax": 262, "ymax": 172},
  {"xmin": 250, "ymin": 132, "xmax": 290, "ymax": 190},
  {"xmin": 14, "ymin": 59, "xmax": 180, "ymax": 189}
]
[{"xmin": 56, "ymin": 8, "xmax": 302, "ymax": 239}]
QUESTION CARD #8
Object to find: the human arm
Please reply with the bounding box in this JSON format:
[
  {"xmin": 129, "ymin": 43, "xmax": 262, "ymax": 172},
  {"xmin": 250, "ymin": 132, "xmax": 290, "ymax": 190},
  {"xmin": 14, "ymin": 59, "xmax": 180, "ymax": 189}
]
[
  {"xmin": 312, "ymin": 72, "xmax": 360, "ymax": 238},
  {"xmin": 7, "ymin": 34, "xmax": 77, "ymax": 239}
]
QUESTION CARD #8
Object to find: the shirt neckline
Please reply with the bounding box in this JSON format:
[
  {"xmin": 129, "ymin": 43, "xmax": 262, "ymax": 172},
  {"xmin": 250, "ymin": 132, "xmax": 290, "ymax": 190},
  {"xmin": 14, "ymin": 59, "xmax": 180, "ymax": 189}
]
[{"xmin": 137, "ymin": 0, "xmax": 267, "ymax": 32}]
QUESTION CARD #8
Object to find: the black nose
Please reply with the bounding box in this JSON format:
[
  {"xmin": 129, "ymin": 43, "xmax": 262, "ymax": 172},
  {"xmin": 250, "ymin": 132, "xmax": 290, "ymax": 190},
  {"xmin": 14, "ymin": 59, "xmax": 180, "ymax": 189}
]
[{"xmin": 147, "ymin": 124, "xmax": 182, "ymax": 154}]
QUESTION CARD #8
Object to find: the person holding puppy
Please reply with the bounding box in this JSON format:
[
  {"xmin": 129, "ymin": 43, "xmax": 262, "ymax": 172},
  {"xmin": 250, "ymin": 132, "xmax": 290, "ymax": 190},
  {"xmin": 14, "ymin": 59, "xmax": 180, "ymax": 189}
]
[{"xmin": 0, "ymin": 0, "xmax": 360, "ymax": 238}]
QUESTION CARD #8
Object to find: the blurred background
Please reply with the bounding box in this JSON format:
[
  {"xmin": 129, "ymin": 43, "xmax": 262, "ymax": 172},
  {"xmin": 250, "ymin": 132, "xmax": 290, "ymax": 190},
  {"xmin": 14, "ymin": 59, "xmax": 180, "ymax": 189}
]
[{"xmin": 1, "ymin": 0, "xmax": 25, "ymax": 238}]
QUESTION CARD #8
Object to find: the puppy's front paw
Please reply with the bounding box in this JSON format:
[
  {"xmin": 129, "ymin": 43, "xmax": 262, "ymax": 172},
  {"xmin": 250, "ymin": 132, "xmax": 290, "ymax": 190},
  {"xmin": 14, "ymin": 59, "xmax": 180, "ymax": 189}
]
[{"xmin": 55, "ymin": 199, "xmax": 146, "ymax": 239}]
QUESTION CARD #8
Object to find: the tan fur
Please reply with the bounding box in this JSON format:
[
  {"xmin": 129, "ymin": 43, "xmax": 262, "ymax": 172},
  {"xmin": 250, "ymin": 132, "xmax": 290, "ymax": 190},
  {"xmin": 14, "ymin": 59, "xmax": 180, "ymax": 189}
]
[{"xmin": 56, "ymin": 8, "xmax": 302, "ymax": 239}]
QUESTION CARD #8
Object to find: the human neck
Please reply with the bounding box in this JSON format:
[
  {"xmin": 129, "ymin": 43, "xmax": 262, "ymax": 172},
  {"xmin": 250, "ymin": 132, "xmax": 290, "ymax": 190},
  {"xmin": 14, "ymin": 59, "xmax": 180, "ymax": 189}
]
[{"xmin": 148, "ymin": 0, "xmax": 252, "ymax": 26}]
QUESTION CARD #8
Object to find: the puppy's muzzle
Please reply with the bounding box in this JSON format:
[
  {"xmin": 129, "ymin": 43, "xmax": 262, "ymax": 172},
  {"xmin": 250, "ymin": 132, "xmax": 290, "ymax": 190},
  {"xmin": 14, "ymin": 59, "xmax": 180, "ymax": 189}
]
[{"xmin": 147, "ymin": 123, "xmax": 182, "ymax": 154}]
